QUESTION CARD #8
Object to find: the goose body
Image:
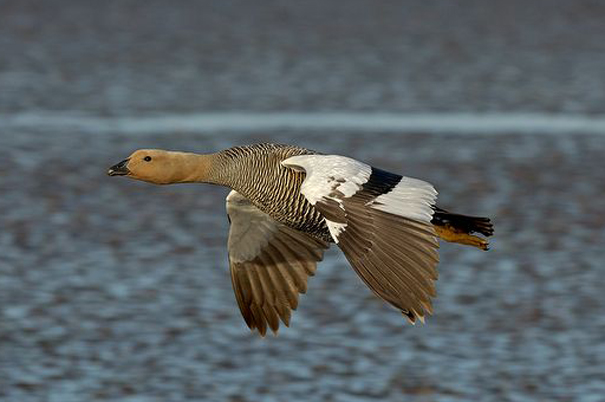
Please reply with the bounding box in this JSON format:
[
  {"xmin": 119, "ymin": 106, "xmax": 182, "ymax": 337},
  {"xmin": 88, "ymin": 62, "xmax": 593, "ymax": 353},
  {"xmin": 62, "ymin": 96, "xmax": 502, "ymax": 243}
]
[{"xmin": 108, "ymin": 143, "xmax": 493, "ymax": 336}]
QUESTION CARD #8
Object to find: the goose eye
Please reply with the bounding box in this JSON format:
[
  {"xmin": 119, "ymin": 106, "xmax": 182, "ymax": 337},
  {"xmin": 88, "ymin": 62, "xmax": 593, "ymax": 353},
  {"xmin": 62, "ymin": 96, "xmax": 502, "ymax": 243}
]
[{"xmin": 144, "ymin": 156, "xmax": 152, "ymax": 162}]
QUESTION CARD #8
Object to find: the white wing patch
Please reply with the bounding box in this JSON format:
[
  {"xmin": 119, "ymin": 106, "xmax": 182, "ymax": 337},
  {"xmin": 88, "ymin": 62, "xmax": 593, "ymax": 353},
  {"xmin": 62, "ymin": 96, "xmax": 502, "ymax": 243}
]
[
  {"xmin": 282, "ymin": 155, "xmax": 373, "ymax": 244},
  {"xmin": 282, "ymin": 155, "xmax": 372, "ymax": 205},
  {"xmin": 326, "ymin": 221, "xmax": 347, "ymax": 243},
  {"xmin": 283, "ymin": 154, "xmax": 438, "ymax": 245},
  {"xmin": 282, "ymin": 155, "xmax": 440, "ymax": 324},
  {"xmin": 369, "ymin": 177, "xmax": 437, "ymax": 223}
]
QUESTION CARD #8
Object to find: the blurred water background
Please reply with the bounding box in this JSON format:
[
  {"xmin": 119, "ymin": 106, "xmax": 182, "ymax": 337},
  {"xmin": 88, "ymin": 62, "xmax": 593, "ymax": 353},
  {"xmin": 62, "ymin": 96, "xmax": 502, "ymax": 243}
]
[{"xmin": 1, "ymin": 1, "xmax": 604, "ymax": 401}]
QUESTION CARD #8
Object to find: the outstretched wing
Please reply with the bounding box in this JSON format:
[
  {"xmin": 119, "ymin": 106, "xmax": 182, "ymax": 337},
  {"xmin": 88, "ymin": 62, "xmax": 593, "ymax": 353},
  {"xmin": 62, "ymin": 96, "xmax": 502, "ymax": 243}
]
[
  {"xmin": 282, "ymin": 155, "xmax": 439, "ymax": 323},
  {"xmin": 226, "ymin": 190, "xmax": 329, "ymax": 336}
]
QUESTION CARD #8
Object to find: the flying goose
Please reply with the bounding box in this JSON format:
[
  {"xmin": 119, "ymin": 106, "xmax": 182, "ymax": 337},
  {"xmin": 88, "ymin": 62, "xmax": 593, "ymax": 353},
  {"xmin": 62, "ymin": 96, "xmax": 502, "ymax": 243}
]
[{"xmin": 108, "ymin": 143, "xmax": 493, "ymax": 336}]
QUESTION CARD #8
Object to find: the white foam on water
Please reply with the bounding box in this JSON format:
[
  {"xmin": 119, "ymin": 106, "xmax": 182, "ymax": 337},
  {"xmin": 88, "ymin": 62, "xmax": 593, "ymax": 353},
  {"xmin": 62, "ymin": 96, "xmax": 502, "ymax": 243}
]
[{"xmin": 2, "ymin": 111, "xmax": 605, "ymax": 135}]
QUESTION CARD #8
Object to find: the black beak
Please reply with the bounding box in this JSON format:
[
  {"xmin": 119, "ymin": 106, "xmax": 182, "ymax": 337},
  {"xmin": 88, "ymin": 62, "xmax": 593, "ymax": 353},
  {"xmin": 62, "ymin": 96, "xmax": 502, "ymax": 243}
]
[{"xmin": 107, "ymin": 159, "xmax": 130, "ymax": 176}]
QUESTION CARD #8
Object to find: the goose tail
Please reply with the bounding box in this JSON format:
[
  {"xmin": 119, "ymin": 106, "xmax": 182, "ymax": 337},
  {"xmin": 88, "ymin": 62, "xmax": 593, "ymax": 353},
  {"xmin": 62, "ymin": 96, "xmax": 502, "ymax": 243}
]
[{"xmin": 431, "ymin": 207, "xmax": 494, "ymax": 250}]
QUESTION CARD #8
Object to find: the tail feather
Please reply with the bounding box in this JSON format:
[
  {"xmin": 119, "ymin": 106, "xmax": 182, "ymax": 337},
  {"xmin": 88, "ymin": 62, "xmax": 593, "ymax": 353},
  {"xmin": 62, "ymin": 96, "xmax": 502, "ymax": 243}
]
[{"xmin": 431, "ymin": 207, "xmax": 494, "ymax": 250}]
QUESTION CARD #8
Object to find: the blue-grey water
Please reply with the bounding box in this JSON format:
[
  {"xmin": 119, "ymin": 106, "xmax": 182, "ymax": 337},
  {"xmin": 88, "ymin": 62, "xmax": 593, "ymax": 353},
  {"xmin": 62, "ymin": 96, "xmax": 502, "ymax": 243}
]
[
  {"xmin": 1, "ymin": 130, "xmax": 604, "ymax": 401},
  {"xmin": 1, "ymin": 1, "xmax": 605, "ymax": 401}
]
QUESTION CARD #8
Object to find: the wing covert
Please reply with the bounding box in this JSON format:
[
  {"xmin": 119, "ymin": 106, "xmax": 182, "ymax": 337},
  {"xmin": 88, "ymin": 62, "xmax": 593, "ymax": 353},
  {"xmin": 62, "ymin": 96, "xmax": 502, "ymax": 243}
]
[
  {"xmin": 282, "ymin": 155, "xmax": 439, "ymax": 323},
  {"xmin": 226, "ymin": 191, "xmax": 329, "ymax": 336}
]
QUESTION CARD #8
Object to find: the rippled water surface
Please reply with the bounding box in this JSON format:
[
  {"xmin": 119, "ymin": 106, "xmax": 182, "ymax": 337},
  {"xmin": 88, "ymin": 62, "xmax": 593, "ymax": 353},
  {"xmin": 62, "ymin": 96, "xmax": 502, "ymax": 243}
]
[
  {"xmin": 2, "ymin": 0, "xmax": 605, "ymax": 400},
  {"xmin": 1, "ymin": 130, "xmax": 604, "ymax": 401}
]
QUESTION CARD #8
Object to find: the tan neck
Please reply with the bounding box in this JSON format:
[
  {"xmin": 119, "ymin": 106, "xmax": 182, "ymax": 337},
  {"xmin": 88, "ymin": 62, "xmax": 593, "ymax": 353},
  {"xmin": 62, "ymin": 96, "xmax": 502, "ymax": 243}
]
[{"xmin": 172, "ymin": 152, "xmax": 218, "ymax": 183}]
